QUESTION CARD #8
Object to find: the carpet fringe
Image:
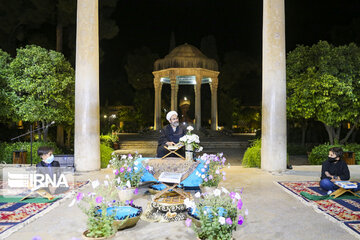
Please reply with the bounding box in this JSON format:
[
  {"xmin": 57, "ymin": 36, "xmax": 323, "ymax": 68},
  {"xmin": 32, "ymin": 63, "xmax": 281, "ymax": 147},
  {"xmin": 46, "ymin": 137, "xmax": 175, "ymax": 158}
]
[
  {"xmin": 0, "ymin": 182, "xmax": 88, "ymax": 239},
  {"xmin": 275, "ymin": 181, "xmax": 360, "ymax": 240}
]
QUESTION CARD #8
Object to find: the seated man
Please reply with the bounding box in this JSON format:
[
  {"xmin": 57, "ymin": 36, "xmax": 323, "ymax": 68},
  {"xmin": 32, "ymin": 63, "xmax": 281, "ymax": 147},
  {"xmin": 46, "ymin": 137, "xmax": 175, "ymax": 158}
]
[{"xmin": 157, "ymin": 111, "xmax": 186, "ymax": 158}]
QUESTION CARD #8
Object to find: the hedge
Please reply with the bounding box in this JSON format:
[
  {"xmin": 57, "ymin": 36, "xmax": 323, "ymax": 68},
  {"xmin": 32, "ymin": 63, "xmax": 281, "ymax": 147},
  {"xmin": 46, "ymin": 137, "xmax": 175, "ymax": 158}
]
[{"xmin": 309, "ymin": 143, "xmax": 360, "ymax": 165}]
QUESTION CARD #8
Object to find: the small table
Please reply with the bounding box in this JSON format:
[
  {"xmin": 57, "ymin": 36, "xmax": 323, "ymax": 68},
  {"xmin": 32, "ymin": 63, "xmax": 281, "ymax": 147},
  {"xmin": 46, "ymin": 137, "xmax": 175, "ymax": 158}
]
[
  {"xmin": 330, "ymin": 181, "xmax": 360, "ymax": 198},
  {"xmin": 162, "ymin": 144, "xmax": 185, "ymax": 160}
]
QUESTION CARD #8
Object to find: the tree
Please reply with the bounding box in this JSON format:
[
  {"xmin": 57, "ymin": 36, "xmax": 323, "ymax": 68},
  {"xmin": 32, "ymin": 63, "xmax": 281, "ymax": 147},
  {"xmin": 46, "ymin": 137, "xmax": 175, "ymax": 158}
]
[
  {"xmin": 6, "ymin": 45, "xmax": 75, "ymax": 142},
  {"xmin": 0, "ymin": 49, "xmax": 12, "ymax": 122},
  {"xmin": 287, "ymin": 41, "xmax": 360, "ymax": 144}
]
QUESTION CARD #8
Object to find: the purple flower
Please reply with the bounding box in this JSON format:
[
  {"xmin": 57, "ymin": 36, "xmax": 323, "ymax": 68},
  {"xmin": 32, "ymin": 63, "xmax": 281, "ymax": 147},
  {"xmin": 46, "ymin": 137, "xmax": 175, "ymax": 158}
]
[
  {"xmin": 76, "ymin": 192, "xmax": 84, "ymax": 202},
  {"xmin": 209, "ymin": 175, "xmax": 213, "ymax": 180},
  {"xmin": 216, "ymin": 169, "xmax": 220, "ymax": 174},
  {"xmin": 128, "ymin": 154, "xmax": 132, "ymax": 158},
  {"xmin": 237, "ymin": 199, "xmax": 243, "ymax": 210},
  {"xmin": 127, "ymin": 167, "xmax": 132, "ymax": 172},
  {"xmin": 120, "ymin": 167, "xmax": 125, "ymax": 173},
  {"xmin": 222, "ymin": 157, "xmax": 226, "ymax": 164},
  {"xmin": 204, "ymin": 178, "xmax": 208, "ymax": 182},
  {"xmin": 237, "ymin": 215, "xmax": 244, "ymax": 225},
  {"xmin": 95, "ymin": 196, "xmax": 103, "ymax": 203},
  {"xmin": 129, "ymin": 199, "xmax": 134, "ymax": 205},
  {"xmin": 185, "ymin": 218, "xmax": 192, "ymax": 227},
  {"xmin": 225, "ymin": 217, "xmax": 232, "ymax": 225},
  {"xmin": 32, "ymin": 237, "xmax": 42, "ymax": 240},
  {"xmin": 134, "ymin": 188, "xmax": 139, "ymax": 195},
  {"xmin": 215, "ymin": 156, "xmax": 220, "ymax": 162},
  {"xmin": 146, "ymin": 166, "xmax": 150, "ymax": 171},
  {"xmin": 114, "ymin": 169, "xmax": 119, "ymax": 175},
  {"xmin": 223, "ymin": 176, "xmax": 226, "ymax": 181},
  {"xmin": 229, "ymin": 192, "xmax": 236, "ymax": 199}
]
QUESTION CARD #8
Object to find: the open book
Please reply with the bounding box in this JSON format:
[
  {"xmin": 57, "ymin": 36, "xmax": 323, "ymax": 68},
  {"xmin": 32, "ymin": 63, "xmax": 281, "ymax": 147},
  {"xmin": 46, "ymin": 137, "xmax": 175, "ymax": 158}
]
[
  {"xmin": 167, "ymin": 143, "xmax": 183, "ymax": 150},
  {"xmin": 334, "ymin": 181, "xmax": 358, "ymax": 189},
  {"xmin": 158, "ymin": 172, "xmax": 183, "ymax": 184}
]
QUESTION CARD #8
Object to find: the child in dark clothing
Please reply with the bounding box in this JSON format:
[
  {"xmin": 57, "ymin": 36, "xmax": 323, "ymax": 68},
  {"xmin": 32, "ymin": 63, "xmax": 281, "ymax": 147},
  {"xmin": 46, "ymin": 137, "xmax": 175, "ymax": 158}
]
[
  {"xmin": 36, "ymin": 146, "xmax": 60, "ymax": 194},
  {"xmin": 320, "ymin": 147, "xmax": 350, "ymax": 193}
]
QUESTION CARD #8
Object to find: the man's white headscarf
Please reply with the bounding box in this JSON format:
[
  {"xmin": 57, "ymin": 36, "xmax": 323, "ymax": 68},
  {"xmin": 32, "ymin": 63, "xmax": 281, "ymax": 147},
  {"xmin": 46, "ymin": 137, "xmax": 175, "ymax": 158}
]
[{"xmin": 166, "ymin": 111, "xmax": 178, "ymax": 122}]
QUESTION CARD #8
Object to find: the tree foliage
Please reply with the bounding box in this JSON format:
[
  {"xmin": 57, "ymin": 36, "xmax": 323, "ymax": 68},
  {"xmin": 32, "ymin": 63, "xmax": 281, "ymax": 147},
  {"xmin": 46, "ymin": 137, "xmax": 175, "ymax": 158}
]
[
  {"xmin": 287, "ymin": 41, "xmax": 360, "ymax": 144},
  {"xmin": 6, "ymin": 45, "xmax": 75, "ymax": 127},
  {"xmin": 0, "ymin": 49, "xmax": 12, "ymax": 121}
]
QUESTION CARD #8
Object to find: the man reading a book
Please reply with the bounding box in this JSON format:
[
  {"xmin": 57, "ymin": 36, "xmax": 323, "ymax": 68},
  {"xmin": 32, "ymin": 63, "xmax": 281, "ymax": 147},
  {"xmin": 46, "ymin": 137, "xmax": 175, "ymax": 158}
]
[
  {"xmin": 320, "ymin": 147, "xmax": 351, "ymax": 194},
  {"xmin": 157, "ymin": 111, "xmax": 186, "ymax": 158}
]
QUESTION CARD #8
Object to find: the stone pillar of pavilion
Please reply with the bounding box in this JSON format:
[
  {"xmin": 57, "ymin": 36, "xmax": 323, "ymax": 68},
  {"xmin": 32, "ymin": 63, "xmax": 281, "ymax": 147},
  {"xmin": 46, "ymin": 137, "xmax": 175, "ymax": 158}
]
[
  {"xmin": 210, "ymin": 77, "xmax": 219, "ymax": 131},
  {"xmin": 74, "ymin": 0, "xmax": 100, "ymax": 171},
  {"xmin": 261, "ymin": 0, "xmax": 287, "ymax": 171},
  {"xmin": 195, "ymin": 73, "xmax": 202, "ymax": 130},
  {"xmin": 174, "ymin": 84, "xmax": 179, "ymax": 112},
  {"xmin": 153, "ymin": 75, "xmax": 162, "ymax": 130},
  {"xmin": 170, "ymin": 71, "xmax": 177, "ymax": 111}
]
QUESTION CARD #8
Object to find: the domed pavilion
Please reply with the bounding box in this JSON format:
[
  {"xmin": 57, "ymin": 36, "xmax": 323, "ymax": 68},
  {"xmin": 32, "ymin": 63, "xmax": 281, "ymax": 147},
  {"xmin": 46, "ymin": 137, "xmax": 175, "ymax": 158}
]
[{"xmin": 153, "ymin": 43, "xmax": 220, "ymax": 130}]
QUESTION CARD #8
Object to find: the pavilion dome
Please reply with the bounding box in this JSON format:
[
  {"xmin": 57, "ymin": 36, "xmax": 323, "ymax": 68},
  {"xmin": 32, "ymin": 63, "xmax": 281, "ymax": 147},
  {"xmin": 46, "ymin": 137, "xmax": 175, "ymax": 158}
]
[{"xmin": 154, "ymin": 43, "xmax": 218, "ymax": 71}]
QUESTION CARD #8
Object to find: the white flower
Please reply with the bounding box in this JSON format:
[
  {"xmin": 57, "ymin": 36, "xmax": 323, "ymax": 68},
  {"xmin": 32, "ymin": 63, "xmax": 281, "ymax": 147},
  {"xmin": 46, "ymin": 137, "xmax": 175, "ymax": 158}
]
[
  {"xmin": 126, "ymin": 180, "xmax": 131, "ymax": 188},
  {"xmin": 121, "ymin": 155, "xmax": 127, "ymax": 160},
  {"xmin": 222, "ymin": 171, "xmax": 226, "ymax": 176},
  {"xmin": 201, "ymin": 174, "xmax": 206, "ymax": 179},
  {"xmin": 112, "ymin": 169, "xmax": 118, "ymax": 174},
  {"xmin": 134, "ymin": 161, "xmax": 139, "ymax": 166},
  {"xmin": 196, "ymin": 146, "xmax": 203, "ymax": 152},
  {"xmin": 139, "ymin": 154, "xmax": 143, "ymax": 158},
  {"xmin": 235, "ymin": 193, "xmax": 241, "ymax": 200},
  {"xmin": 213, "ymin": 189, "xmax": 221, "ymax": 196},
  {"xmin": 195, "ymin": 171, "xmax": 200, "ymax": 177},
  {"xmin": 107, "ymin": 164, "xmax": 110, "ymax": 168},
  {"xmin": 68, "ymin": 198, "xmax": 76, "ymax": 207},
  {"xmin": 219, "ymin": 217, "xmax": 225, "ymax": 225},
  {"xmin": 91, "ymin": 180, "xmax": 100, "ymax": 189},
  {"xmin": 194, "ymin": 192, "xmax": 201, "ymax": 198},
  {"xmin": 105, "ymin": 174, "xmax": 110, "ymax": 179},
  {"xmin": 245, "ymin": 208, "xmax": 249, "ymax": 216},
  {"xmin": 104, "ymin": 180, "xmax": 109, "ymax": 186},
  {"xmin": 221, "ymin": 187, "xmax": 229, "ymax": 194},
  {"xmin": 187, "ymin": 126, "xmax": 194, "ymax": 131},
  {"xmin": 203, "ymin": 210, "xmax": 207, "ymax": 215},
  {"xmin": 134, "ymin": 167, "xmax": 138, "ymax": 171},
  {"xmin": 116, "ymin": 177, "xmax": 121, "ymax": 184},
  {"xmin": 184, "ymin": 198, "xmax": 196, "ymax": 209},
  {"xmin": 128, "ymin": 155, "xmax": 133, "ymax": 160}
]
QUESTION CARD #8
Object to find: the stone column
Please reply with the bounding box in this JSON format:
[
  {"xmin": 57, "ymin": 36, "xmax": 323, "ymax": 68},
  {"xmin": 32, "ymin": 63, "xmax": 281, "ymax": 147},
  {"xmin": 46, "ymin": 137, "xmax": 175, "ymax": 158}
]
[
  {"xmin": 75, "ymin": 0, "xmax": 100, "ymax": 171},
  {"xmin": 154, "ymin": 77, "xmax": 161, "ymax": 130},
  {"xmin": 174, "ymin": 84, "xmax": 179, "ymax": 112},
  {"xmin": 261, "ymin": 0, "xmax": 287, "ymax": 172},
  {"xmin": 210, "ymin": 77, "xmax": 219, "ymax": 131},
  {"xmin": 194, "ymin": 74, "xmax": 202, "ymax": 130},
  {"xmin": 170, "ymin": 72, "xmax": 176, "ymax": 111}
]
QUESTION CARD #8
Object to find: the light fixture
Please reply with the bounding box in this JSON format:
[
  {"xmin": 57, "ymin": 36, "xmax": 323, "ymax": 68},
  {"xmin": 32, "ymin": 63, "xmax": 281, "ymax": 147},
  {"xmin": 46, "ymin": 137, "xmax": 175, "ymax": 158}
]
[{"xmin": 104, "ymin": 115, "xmax": 107, "ymax": 119}]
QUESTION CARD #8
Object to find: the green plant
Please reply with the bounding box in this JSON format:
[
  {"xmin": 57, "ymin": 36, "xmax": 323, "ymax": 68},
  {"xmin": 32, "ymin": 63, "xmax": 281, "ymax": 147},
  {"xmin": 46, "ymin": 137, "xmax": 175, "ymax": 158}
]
[
  {"xmin": 344, "ymin": 143, "xmax": 360, "ymax": 162},
  {"xmin": 100, "ymin": 134, "xmax": 113, "ymax": 148},
  {"xmin": 242, "ymin": 139, "xmax": 261, "ymax": 168},
  {"xmin": 199, "ymin": 153, "xmax": 228, "ymax": 187},
  {"xmin": 0, "ymin": 141, "xmax": 62, "ymax": 164},
  {"xmin": 100, "ymin": 143, "xmax": 113, "ymax": 169},
  {"xmin": 185, "ymin": 188, "xmax": 246, "ymax": 240},
  {"xmin": 109, "ymin": 152, "xmax": 145, "ymax": 188},
  {"xmin": 308, "ymin": 143, "xmax": 360, "ymax": 165}
]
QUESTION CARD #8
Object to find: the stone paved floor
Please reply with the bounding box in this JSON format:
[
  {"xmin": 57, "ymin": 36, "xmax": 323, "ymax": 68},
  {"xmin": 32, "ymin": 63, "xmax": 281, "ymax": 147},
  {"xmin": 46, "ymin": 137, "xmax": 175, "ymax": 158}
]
[{"xmin": 5, "ymin": 158, "xmax": 360, "ymax": 240}]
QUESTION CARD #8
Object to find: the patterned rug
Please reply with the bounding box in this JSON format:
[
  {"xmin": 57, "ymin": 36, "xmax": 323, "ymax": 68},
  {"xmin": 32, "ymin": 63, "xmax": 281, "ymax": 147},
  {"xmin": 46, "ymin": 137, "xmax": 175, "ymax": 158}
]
[
  {"xmin": 277, "ymin": 181, "xmax": 360, "ymax": 239},
  {"xmin": 0, "ymin": 181, "xmax": 88, "ymax": 238}
]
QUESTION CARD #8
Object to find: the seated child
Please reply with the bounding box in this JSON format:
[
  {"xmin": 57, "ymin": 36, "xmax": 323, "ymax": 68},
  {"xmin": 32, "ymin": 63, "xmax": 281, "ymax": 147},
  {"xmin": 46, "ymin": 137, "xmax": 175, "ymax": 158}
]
[
  {"xmin": 320, "ymin": 147, "xmax": 350, "ymax": 194},
  {"xmin": 36, "ymin": 146, "xmax": 61, "ymax": 194}
]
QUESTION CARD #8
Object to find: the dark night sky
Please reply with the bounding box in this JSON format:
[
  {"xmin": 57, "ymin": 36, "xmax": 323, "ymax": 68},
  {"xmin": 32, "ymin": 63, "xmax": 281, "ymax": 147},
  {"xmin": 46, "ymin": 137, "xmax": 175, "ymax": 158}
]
[{"xmin": 99, "ymin": 0, "xmax": 360, "ymax": 105}]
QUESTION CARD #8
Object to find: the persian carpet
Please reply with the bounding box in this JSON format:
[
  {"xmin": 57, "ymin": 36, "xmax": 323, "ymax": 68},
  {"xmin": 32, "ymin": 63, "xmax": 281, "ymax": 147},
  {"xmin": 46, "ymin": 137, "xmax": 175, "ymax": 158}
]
[
  {"xmin": 277, "ymin": 181, "xmax": 360, "ymax": 239},
  {"xmin": 0, "ymin": 181, "xmax": 88, "ymax": 238}
]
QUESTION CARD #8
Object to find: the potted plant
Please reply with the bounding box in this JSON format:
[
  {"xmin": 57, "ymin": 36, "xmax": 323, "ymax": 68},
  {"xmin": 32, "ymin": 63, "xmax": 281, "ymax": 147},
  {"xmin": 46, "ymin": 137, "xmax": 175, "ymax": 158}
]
[
  {"xmin": 109, "ymin": 152, "xmax": 145, "ymax": 201},
  {"xmin": 185, "ymin": 188, "xmax": 247, "ymax": 240},
  {"xmin": 180, "ymin": 126, "xmax": 203, "ymax": 161},
  {"xmin": 198, "ymin": 153, "xmax": 229, "ymax": 193}
]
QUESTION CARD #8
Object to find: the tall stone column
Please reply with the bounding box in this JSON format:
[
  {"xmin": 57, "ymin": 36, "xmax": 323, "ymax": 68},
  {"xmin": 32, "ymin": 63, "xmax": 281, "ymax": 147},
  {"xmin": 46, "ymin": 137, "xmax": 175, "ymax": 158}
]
[
  {"xmin": 170, "ymin": 72, "xmax": 176, "ymax": 111},
  {"xmin": 261, "ymin": 0, "xmax": 287, "ymax": 171},
  {"xmin": 194, "ymin": 74, "xmax": 202, "ymax": 130},
  {"xmin": 75, "ymin": 0, "xmax": 100, "ymax": 171},
  {"xmin": 210, "ymin": 77, "xmax": 219, "ymax": 131},
  {"xmin": 154, "ymin": 77, "xmax": 161, "ymax": 130},
  {"xmin": 174, "ymin": 84, "xmax": 179, "ymax": 112}
]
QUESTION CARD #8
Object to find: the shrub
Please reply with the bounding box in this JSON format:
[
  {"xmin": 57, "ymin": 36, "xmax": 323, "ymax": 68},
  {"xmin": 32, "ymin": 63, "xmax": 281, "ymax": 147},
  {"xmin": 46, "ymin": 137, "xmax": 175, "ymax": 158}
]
[
  {"xmin": 242, "ymin": 139, "xmax": 261, "ymax": 168},
  {"xmin": 100, "ymin": 143, "xmax": 113, "ymax": 168},
  {"xmin": 345, "ymin": 143, "xmax": 360, "ymax": 162},
  {"xmin": 307, "ymin": 143, "xmax": 360, "ymax": 165},
  {"xmin": 100, "ymin": 135, "xmax": 113, "ymax": 148},
  {"xmin": 0, "ymin": 141, "xmax": 62, "ymax": 164}
]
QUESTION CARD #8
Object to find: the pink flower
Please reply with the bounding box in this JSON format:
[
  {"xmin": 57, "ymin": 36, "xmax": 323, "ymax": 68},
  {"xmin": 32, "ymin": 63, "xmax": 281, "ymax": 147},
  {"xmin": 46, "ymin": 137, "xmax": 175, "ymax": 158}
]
[
  {"xmin": 95, "ymin": 196, "xmax": 103, "ymax": 203},
  {"xmin": 237, "ymin": 215, "xmax": 244, "ymax": 225},
  {"xmin": 32, "ymin": 236, "xmax": 42, "ymax": 240},
  {"xmin": 201, "ymin": 168, "xmax": 206, "ymax": 172},
  {"xmin": 127, "ymin": 167, "xmax": 132, "ymax": 172},
  {"xmin": 204, "ymin": 178, "xmax": 208, "ymax": 182},
  {"xmin": 114, "ymin": 169, "xmax": 119, "ymax": 175},
  {"xmin": 185, "ymin": 218, "xmax": 192, "ymax": 227},
  {"xmin": 120, "ymin": 167, "xmax": 125, "ymax": 173},
  {"xmin": 209, "ymin": 175, "xmax": 213, "ymax": 180},
  {"xmin": 76, "ymin": 192, "xmax": 84, "ymax": 201},
  {"xmin": 237, "ymin": 199, "xmax": 243, "ymax": 210},
  {"xmin": 134, "ymin": 188, "xmax": 139, "ymax": 194},
  {"xmin": 229, "ymin": 192, "xmax": 236, "ymax": 199},
  {"xmin": 225, "ymin": 217, "xmax": 232, "ymax": 225}
]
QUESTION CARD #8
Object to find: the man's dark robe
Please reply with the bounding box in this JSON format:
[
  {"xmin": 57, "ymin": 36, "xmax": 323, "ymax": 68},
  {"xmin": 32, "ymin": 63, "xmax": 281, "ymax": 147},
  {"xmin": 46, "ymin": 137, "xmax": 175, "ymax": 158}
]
[{"xmin": 157, "ymin": 124, "xmax": 186, "ymax": 158}]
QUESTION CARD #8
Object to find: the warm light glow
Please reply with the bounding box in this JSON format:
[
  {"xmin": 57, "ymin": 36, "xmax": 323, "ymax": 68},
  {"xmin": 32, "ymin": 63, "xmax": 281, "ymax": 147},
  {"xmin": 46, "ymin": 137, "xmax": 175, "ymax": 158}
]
[
  {"xmin": 184, "ymin": 97, "xmax": 187, "ymax": 100},
  {"xmin": 348, "ymin": 123, "xmax": 351, "ymax": 129},
  {"xmin": 104, "ymin": 115, "xmax": 107, "ymax": 119}
]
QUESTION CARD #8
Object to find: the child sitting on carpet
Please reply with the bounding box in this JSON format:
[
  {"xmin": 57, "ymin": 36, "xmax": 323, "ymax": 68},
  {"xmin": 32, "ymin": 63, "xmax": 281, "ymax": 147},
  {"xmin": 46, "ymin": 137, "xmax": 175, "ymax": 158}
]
[
  {"xmin": 320, "ymin": 147, "xmax": 350, "ymax": 194},
  {"xmin": 36, "ymin": 146, "xmax": 61, "ymax": 194}
]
